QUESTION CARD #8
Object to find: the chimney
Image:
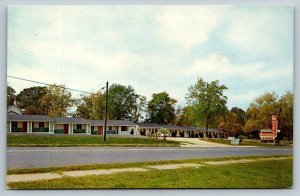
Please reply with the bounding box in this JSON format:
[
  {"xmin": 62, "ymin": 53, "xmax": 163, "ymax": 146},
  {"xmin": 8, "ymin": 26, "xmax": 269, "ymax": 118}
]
[{"xmin": 13, "ymin": 97, "xmax": 17, "ymax": 106}]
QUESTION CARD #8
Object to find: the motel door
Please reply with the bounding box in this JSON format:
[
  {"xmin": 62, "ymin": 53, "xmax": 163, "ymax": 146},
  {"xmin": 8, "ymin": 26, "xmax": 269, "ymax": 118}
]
[
  {"xmin": 64, "ymin": 124, "xmax": 68, "ymax": 134},
  {"xmin": 97, "ymin": 126, "xmax": 103, "ymax": 135},
  {"xmin": 23, "ymin": 122, "xmax": 27, "ymax": 132}
]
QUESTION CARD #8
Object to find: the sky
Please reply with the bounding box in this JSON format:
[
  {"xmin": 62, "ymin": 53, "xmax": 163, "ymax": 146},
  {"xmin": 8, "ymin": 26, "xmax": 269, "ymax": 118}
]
[{"xmin": 7, "ymin": 5, "xmax": 294, "ymax": 110}]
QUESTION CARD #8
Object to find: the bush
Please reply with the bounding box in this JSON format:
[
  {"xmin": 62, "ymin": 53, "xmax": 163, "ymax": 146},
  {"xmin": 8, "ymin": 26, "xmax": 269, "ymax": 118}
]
[
  {"xmin": 152, "ymin": 132, "xmax": 160, "ymax": 139},
  {"xmin": 158, "ymin": 128, "xmax": 169, "ymax": 141},
  {"xmin": 238, "ymin": 135, "xmax": 247, "ymax": 144},
  {"xmin": 248, "ymin": 134, "xmax": 254, "ymax": 139},
  {"xmin": 282, "ymin": 137, "xmax": 290, "ymax": 146}
]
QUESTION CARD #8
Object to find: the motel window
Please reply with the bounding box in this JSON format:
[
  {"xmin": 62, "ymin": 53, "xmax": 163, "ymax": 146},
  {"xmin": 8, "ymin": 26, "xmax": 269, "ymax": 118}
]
[
  {"xmin": 109, "ymin": 126, "xmax": 112, "ymax": 130},
  {"xmin": 77, "ymin": 124, "xmax": 82, "ymax": 130},
  {"xmin": 39, "ymin": 122, "xmax": 44, "ymax": 128},
  {"xmin": 12, "ymin": 122, "xmax": 18, "ymax": 128},
  {"xmin": 91, "ymin": 126, "xmax": 94, "ymax": 131},
  {"xmin": 121, "ymin": 126, "xmax": 127, "ymax": 131}
]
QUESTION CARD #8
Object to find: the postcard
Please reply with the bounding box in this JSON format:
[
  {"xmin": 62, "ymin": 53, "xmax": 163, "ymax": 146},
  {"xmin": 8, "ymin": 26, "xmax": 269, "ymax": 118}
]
[{"xmin": 6, "ymin": 5, "xmax": 293, "ymax": 189}]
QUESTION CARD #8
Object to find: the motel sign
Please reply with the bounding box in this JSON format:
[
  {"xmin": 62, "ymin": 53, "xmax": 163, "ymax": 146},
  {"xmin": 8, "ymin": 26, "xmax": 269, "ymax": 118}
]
[{"xmin": 259, "ymin": 115, "xmax": 279, "ymax": 141}]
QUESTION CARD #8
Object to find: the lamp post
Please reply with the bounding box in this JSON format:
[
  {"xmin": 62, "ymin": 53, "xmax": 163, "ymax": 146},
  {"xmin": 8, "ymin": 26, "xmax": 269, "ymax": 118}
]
[{"xmin": 103, "ymin": 81, "xmax": 108, "ymax": 142}]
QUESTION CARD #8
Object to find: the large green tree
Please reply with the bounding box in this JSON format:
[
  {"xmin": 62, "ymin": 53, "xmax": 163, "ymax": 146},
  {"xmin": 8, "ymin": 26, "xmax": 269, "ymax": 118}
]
[
  {"xmin": 244, "ymin": 92, "xmax": 279, "ymax": 132},
  {"xmin": 17, "ymin": 86, "xmax": 47, "ymax": 115},
  {"xmin": 108, "ymin": 84, "xmax": 140, "ymax": 121},
  {"xmin": 76, "ymin": 91, "xmax": 105, "ymax": 120},
  {"xmin": 185, "ymin": 78, "xmax": 228, "ymax": 134},
  {"xmin": 7, "ymin": 85, "xmax": 16, "ymax": 107},
  {"xmin": 41, "ymin": 84, "xmax": 75, "ymax": 117},
  {"xmin": 146, "ymin": 92, "xmax": 177, "ymax": 124},
  {"xmin": 278, "ymin": 91, "xmax": 293, "ymax": 139}
]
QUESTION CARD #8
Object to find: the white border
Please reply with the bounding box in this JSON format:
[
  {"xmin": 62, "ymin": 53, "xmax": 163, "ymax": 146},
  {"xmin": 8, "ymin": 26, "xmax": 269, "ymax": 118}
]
[{"xmin": 0, "ymin": 0, "xmax": 298, "ymax": 196}]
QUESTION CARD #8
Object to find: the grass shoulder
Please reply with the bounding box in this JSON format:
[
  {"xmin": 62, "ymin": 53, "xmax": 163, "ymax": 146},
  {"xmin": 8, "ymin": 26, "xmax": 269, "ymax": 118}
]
[
  {"xmin": 7, "ymin": 155, "xmax": 291, "ymax": 175},
  {"xmin": 7, "ymin": 134, "xmax": 180, "ymax": 147},
  {"xmin": 7, "ymin": 155, "xmax": 293, "ymax": 189}
]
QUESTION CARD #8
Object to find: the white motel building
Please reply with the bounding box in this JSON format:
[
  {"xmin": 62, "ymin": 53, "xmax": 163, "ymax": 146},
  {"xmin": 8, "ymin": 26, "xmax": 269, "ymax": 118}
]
[{"xmin": 7, "ymin": 105, "xmax": 229, "ymax": 138}]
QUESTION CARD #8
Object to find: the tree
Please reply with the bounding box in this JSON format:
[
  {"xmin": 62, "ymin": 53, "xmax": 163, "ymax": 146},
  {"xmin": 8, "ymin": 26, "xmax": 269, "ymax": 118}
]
[
  {"xmin": 76, "ymin": 91, "xmax": 105, "ymax": 120},
  {"xmin": 108, "ymin": 84, "xmax": 139, "ymax": 121},
  {"xmin": 158, "ymin": 128, "xmax": 169, "ymax": 141},
  {"xmin": 131, "ymin": 95, "xmax": 147, "ymax": 123},
  {"xmin": 278, "ymin": 91, "xmax": 293, "ymax": 140},
  {"xmin": 147, "ymin": 92, "xmax": 177, "ymax": 124},
  {"xmin": 218, "ymin": 108, "xmax": 244, "ymax": 137},
  {"xmin": 185, "ymin": 78, "xmax": 228, "ymax": 135},
  {"xmin": 230, "ymin": 107, "xmax": 246, "ymax": 125},
  {"xmin": 244, "ymin": 92, "xmax": 279, "ymax": 133},
  {"xmin": 41, "ymin": 84, "xmax": 75, "ymax": 117},
  {"xmin": 172, "ymin": 107, "xmax": 184, "ymax": 126},
  {"xmin": 173, "ymin": 106, "xmax": 198, "ymax": 126},
  {"xmin": 17, "ymin": 86, "xmax": 47, "ymax": 115},
  {"xmin": 7, "ymin": 85, "xmax": 16, "ymax": 107}
]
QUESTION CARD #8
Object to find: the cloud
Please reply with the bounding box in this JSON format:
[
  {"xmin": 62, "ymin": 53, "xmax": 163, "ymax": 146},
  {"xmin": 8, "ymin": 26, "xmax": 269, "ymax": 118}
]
[
  {"xmin": 185, "ymin": 53, "xmax": 292, "ymax": 81},
  {"xmin": 185, "ymin": 53, "xmax": 257, "ymax": 78},
  {"xmin": 156, "ymin": 6, "xmax": 228, "ymax": 50},
  {"xmin": 224, "ymin": 7, "xmax": 293, "ymax": 56}
]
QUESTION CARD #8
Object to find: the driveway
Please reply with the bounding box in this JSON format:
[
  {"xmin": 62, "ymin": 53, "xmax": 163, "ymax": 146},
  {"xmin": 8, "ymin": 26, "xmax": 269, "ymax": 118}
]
[{"xmin": 166, "ymin": 137, "xmax": 231, "ymax": 147}]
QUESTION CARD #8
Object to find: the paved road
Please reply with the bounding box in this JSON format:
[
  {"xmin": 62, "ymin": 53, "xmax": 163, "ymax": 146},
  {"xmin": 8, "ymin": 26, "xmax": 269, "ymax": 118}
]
[{"xmin": 7, "ymin": 147, "xmax": 292, "ymax": 169}]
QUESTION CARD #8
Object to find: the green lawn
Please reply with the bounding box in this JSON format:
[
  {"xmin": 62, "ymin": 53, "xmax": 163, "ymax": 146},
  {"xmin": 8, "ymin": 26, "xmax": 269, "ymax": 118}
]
[
  {"xmin": 7, "ymin": 134, "xmax": 180, "ymax": 147},
  {"xmin": 7, "ymin": 155, "xmax": 293, "ymax": 189},
  {"xmin": 205, "ymin": 138, "xmax": 292, "ymax": 147},
  {"xmin": 9, "ymin": 155, "xmax": 290, "ymax": 175}
]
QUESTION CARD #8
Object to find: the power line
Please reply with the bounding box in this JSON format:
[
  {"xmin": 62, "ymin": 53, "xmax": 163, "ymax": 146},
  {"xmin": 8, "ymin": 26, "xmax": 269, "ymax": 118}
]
[
  {"xmin": 7, "ymin": 75, "xmax": 95, "ymax": 95},
  {"xmin": 8, "ymin": 44, "xmax": 88, "ymax": 73}
]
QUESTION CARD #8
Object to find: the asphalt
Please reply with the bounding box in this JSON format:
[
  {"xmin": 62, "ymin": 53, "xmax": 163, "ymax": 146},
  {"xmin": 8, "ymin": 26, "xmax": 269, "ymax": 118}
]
[{"xmin": 7, "ymin": 147, "xmax": 293, "ymax": 169}]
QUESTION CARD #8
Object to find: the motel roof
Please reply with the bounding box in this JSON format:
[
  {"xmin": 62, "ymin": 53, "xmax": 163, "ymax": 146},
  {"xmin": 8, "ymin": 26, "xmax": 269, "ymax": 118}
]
[
  {"xmin": 7, "ymin": 114, "xmax": 90, "ymax": 124},
  {"xmin": 137, "ymin": 123, "xmax": 184, "ymax": 129},
  {"xmin": 198, "ymin": 127, "xmax": 222, "ymax": 132},
  {"xmin": 137, "ymin": 123, "xmax": 164, "ymax": 128},
  {"xmin": 181, "ymin": 126, "xmax": 198, "ymax": 131},
  {"xmin": 53, "ymin": 117, "xmax": 90, "ymax": 124},
  {"xmin": 162, "ymin": 124, "xmax": 183, "ymax": 129},
  {"xmin": 7, "ymin": 105, "xmax": 22, "ymax": 115},
  {"xmin": 7, "ymin": 114, "xmax": 53, "ymax": 122},
  {"xmin": 89, "ymin": 120, "xmax": 137, "ymax": 126}
]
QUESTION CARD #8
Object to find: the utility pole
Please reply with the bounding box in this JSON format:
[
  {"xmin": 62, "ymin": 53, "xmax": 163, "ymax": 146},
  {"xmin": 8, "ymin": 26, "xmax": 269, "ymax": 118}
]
[{"xmin": 104, "ymin": 81, "xmax": 108, "ymax": 142}]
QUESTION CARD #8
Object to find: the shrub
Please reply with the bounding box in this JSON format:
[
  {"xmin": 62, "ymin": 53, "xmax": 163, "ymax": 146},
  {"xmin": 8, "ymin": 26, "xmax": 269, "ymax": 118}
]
[
  {"xmin": 238, "ymin": 135, "xmax": 247, "ymax": 144},
  {"xmin": 248, "ymin": 134, "xmax": 254, "ymax": 139},
  {"xmin": 282, "ymin": 137, "xmax": 289, "ymax": 146},
  {"xmin": 151, "ymin": 132, "xmax": 160, "ymax": 139},
  {"xmin": 158, "ymin": 128, "xmax": 169, "ymax": 141}
]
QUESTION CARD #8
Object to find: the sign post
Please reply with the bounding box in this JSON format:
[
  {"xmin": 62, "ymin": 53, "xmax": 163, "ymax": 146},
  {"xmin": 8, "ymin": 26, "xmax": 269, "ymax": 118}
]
[
  {"xmin": 259, "ymin": 115, "xmax": 278, "ymax": 141},
  {"xmin": 103, "ymin": 81, "xmax": 108, "ymax": 142}
]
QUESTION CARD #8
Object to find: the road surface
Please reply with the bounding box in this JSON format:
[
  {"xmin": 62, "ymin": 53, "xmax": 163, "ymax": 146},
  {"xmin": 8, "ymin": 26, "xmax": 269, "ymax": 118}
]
[{"xmin": 7, "ymin": 147, "xmax": 292, "ymax": 169}]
